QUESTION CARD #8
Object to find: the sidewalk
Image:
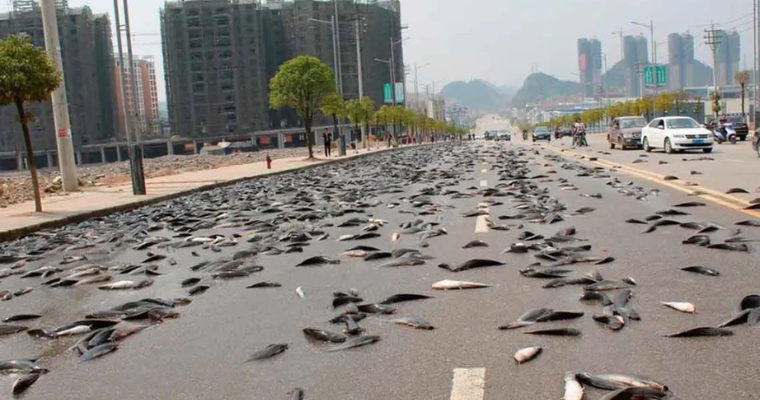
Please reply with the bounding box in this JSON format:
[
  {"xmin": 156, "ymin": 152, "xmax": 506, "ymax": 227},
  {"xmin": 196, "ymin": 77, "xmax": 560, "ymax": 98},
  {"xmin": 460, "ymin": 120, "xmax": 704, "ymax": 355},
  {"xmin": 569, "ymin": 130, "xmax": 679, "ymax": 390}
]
[{"xmin": 0, "ymin": 144, "xmax": 408, "ymax": 242}]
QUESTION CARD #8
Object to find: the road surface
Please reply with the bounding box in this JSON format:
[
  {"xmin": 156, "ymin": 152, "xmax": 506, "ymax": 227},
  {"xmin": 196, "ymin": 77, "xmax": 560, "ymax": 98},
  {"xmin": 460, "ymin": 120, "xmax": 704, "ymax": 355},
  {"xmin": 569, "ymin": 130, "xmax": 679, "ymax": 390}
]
[{"xmin": 0, "ymin": 141, "xmax": 759, "ymax": 399}]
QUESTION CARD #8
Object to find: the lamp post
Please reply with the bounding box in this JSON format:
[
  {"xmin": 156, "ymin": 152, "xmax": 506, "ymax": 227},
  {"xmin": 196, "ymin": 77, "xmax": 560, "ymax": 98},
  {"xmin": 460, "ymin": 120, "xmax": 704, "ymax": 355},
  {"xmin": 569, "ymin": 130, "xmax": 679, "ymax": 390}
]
[{"xmin": 632, "ymin": 20, "xmax": 657, "ymax": 117}]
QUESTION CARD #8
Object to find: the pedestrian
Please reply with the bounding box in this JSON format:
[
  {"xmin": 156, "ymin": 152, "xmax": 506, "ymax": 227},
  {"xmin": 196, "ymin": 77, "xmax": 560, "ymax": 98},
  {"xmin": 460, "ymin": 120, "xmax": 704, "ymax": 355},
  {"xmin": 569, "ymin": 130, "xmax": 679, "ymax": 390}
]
[{"xmin": 323, "ymin": 129, "xmax": 331, "ymax": 157}]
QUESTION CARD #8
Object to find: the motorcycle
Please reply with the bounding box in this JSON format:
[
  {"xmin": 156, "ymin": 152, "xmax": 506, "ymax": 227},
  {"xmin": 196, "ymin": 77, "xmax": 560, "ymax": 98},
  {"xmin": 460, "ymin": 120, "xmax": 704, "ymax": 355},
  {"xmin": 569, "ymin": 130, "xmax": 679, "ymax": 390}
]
[
  {"xmin": 713, "ymin": 122, "xmax": 738, "ymax": 144},
  {"xmin": 573, "ymin": 129, "xmax": 588, "ymax": 147}
]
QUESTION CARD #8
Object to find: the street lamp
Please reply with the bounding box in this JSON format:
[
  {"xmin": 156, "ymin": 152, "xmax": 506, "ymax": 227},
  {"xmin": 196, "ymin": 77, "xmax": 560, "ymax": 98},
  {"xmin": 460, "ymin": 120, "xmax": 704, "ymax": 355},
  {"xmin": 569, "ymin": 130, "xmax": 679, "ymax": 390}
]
[
  {"xmin": 414, "ymin": 63, "xmax": 430, "ymax": 112},
  {"xmin": 632, "ymin": 20, "xmax": 657, "ymax": 117}
]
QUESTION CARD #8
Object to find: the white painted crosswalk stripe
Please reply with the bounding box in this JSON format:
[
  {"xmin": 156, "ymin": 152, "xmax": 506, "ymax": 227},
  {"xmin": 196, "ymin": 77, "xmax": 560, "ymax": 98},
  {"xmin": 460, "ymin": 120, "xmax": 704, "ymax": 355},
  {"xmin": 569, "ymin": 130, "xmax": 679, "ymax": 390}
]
[{"xmin": 450, "ymin": 368, "xmax": 486, "ymax": 400}]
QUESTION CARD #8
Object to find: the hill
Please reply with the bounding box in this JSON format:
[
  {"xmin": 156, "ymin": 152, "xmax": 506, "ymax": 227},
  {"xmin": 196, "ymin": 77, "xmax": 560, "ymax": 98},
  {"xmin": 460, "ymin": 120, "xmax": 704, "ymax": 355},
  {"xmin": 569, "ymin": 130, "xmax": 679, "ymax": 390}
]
[
  {"xmin": 440, "ymin": 80, "xmax": 509, "ymax": 113},
  {"xmin": 512, "ymin": 73, "xmax": 582, "ymax": 107}
]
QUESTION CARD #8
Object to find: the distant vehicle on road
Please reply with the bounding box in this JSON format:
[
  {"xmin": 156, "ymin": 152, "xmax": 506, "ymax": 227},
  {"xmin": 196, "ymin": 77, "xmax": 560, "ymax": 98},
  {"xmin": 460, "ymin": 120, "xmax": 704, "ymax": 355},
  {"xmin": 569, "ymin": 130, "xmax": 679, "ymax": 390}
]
[
  {"xmin": 727, "ymin": 115, "xmax": 750, "ymax": 141},
  {"xmin": 608, "ymin": 116, "xmax": 646, "ymax": 150},
  {"xmin": 641, "ymin": 116, "xmax": 713, "ymax": 154},
  {"xmin": 753, "ymin": 129, "xmax": 760, "ymax": 158},
  {"xmin": 532, "ymin": 126, "xmax": 551, "ymax": 142},
  {"xmin": 555, "ymin": 126, "xmax": 572, "ymax": 139},
  {"xmin": 484, "ymin": 131, "xmax": 496, "ymax": 140},
  {"xmin": 496, "ymin": 132, "xmax": 511, "ymax": 141}
]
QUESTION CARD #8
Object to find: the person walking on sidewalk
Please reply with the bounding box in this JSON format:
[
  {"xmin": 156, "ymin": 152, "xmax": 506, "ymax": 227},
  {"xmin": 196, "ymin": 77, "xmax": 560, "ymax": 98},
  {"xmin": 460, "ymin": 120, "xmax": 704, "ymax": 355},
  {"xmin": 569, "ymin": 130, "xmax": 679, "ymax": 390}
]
[{"xmin": 323, "ymin": 129, "xmax": 332, "ymax": 157}]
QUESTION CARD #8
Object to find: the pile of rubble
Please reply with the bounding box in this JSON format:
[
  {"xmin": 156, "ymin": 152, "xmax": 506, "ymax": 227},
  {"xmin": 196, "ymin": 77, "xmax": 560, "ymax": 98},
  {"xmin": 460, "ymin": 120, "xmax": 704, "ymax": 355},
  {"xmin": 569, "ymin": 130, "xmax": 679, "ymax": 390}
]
[{"xmin": 0, "ymin": 148, "xmax": 308, "ymax": 208}]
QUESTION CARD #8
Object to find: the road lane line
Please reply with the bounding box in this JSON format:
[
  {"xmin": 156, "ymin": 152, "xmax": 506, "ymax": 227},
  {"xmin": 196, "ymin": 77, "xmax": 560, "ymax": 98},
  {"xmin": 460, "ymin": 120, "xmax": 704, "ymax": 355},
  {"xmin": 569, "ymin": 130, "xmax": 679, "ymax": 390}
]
[
  {"xmin": 450, "ymin": 368, "xmax": 486, "ymax": 400},
  {"xmin": 480, "ymin": 180, "xmax": 487, "ymax": 187},
  {"xmin": 540, "ymin": 145, "xmax": 760, "ymax": 219},
  {"xmin": 475, "ymin": 211, "xmax": 490, "ymax": 233},
  {"xmin": 481, "ymin": 169, "xmax": 488, "ymax": 173}
]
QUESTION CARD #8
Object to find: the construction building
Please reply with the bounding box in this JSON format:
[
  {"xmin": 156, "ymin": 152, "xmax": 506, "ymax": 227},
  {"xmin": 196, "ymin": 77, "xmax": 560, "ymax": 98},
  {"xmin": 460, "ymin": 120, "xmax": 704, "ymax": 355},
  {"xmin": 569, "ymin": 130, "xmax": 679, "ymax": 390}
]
[
  {"xmin": 114, "ymin": 56, "xmax": 162, "ymax": 139},
  {"xmin": 577, "ymin": 38, "xmax": 602, "ymax": 99},
  {"xmin": 161, "ymin": 0, "xmax": 403, "ymax": 139},
  {"xmin": 0, "ymin": 0, "xmax": 118, "ymax": 169},
  {"xmin": 715, "ymin": 30, "xmax": 741, "ymax": 87},
  {"xmin": 622, "ymin": 35, "xmax": 649, "ymax": 98}
]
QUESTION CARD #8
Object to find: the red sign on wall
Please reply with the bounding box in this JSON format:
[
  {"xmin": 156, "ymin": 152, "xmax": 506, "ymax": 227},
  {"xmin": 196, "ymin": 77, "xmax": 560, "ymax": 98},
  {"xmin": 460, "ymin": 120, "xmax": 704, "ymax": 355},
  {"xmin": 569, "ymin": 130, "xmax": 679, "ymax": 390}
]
[{"xmin": 57, "ymin": 128, "xmax": 70, "ymax": 138}]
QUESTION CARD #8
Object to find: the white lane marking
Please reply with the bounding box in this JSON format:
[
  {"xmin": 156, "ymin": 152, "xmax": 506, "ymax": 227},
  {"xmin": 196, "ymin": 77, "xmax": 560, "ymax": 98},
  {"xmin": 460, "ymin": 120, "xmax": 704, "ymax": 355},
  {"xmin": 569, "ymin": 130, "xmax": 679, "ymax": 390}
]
[
  {"xmin": 480, "ymin": 168, "xmax": 487, "ymax": 173},
  {"xmin": 480, "ymin": 180, "xmax": 487, "ymax": 187},
  {"xmin": 475, "ymin": 208, "xmax": 490, "ymax": 233},
  {"xmin": 450, "ymin": 368, "xmax": 486, "ymax": 400}
]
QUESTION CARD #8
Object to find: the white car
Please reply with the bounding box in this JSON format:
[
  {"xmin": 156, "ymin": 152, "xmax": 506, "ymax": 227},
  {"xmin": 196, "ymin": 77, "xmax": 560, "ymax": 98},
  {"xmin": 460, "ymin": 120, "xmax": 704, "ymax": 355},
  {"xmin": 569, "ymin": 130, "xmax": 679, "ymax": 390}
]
[{"xmin": 641, "ymin": 116, "xmax": 713, "ymax": 154}]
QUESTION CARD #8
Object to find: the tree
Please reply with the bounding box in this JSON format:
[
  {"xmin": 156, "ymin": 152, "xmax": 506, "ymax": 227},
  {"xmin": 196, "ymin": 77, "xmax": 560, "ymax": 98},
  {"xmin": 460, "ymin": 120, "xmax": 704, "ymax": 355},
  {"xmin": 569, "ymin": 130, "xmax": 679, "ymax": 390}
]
[
  {"xmin": 269, "ymin": 56, "xmax": 335, "ymax": 159},
  {"xmin": 735, "ymin": 70, "xmax": 750, "ymax": 118},
  {"xmin": 320, "ymin": 92, "xmax": 345, "ymax": 149},
  {"xmin": 0, "ymin": 35, "xmax": 62, "ymax": 212},
  {"xmin": 710, "ymin": 90, "xmax": 722, "ymax": 118},
  {"xmin": 344, "ymin": 98, "xmax": 363, "ymax": 133}
]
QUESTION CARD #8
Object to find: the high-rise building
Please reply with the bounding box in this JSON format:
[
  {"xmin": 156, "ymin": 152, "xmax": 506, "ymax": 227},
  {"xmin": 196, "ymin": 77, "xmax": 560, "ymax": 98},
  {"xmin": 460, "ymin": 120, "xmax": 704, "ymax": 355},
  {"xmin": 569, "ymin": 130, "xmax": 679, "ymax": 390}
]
[
  {"xmin": 577, "ymin": 38, "xmax": 602, "ymax": 98},
  {"xmin": 623, "ymin": 35, "xmax": 649, "ymax": 97},
  {"xmin": 114, "ymin": 56, "xmax": 161, "ymax": 138},
  {"xmin": 668, "ymin": 33, "xmax": 695, "ymax": 90},
  {"xmin": 0, "ymin": 1, "xmax": 118, "ymax": 157},
  {"xmin": 161, "ymin": 0, "xmax": 403, "ymax": 138},
  {"xmin": 715, "ymin": 30, "xmax": 740, "ymax": 86}
]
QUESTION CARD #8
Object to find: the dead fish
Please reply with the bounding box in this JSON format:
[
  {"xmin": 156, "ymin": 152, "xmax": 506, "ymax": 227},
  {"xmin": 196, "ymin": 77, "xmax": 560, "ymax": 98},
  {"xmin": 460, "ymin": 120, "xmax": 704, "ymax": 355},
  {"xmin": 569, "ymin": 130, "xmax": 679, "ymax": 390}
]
[
  {"xmin": 247, "ymin": 344, "xmax": 288, "ymax": 361},
  {"xmin": 747, "ymin": 308, "xmax": 760, "ymax": 327},
  {"xmin": 622, "ymin": 277, "xmax": 637, "ymax": 286},
  {"xmin": 181, "ymin": 277, "xmax": 201, "ymax": 287},
  {"xmin": 188, "ymin": 285, "xmax": 210, "ymax": 296},
  {"xmin": 707, "ymin": 243, "xmax": 749, "ymax": 252},
  {"xmin": 682, "ymin": 235, "xmax": 710, "ymax": 246},
  {"xmin": 675, "ymin": 201, "xmax": 706, "ymax": 208},
  {"xmin": 748, "ymin": 203, "xmax": 760, "ymax": 210},
  {"xmin": 391, "ymin": 233, "xmax": 400, "ymax": 241},
  {"xmin": 2, "ymin": 314, "xmax": 41, "ymax": 323},
  {"xmin": 363, "ymin": 252, "xmax": 393, "ymax": 261},
  {"xmin": 296, "ymin": 256, "xmax": 340, "ymax": 267},
  {"xmin": 625, "ymin": 219, "xmax": 647, "ymax": 225},
  {"xmin": 296, "ymin": 287, "xmax": 305, "ymax": 298},
  {"xmin": 79, "ymin": 343, "xmax": 118, "ymax": 363},
  {"xmin": 740, "ymin": 295, "xmax": 760, "ymax": 310},
  {"xmin": 12, "ymin": 372, "xmax": 40, "ymax": 396},
  {"xmin": 564, "ymin": 373, "xmax": 584, "ymax": 400},
  {"xmin": 326, "ymin": 335, "xmax": 380, "ymax": 352},
  {"xmin": 661, "ymin": 301, "xmax": 696, "ymax": 314},
  {"xmin": 247, "ymin": 281, "xmax": 282, "ymax": 288},
  {"xmin": 727, "ymin": 188, "xmax": 750, "ymax": 194},
  {"xmin": 663, "ymin": 175, "xmax": 678, "ymax": 181},
  {"xmin": 736, "ymin": 220, "xmax": 760, "ymax": 227},
  {"xmin": 0, "ymin": 324, "xmax": 28, "ymax": 336},
  {"xmin": 717, "ymin": 310, "xmax": 751, "ymax": 328},
  {"xmin": 431, "ymin": 280, "xmax": 491, "ymax": 290},
  {"xmin": 302, "ymin": 328, "xmax": 346, "ymax": 343},
  {"xmin": 657, "ymin": 208, "xmax": 689, "ymax": 216},
  {"xmin": 576, "ymin": 372, "xmax": 669, "ymax": 392},
  {"xmin": 666, "ymin": 327, "xmax": 733, "ymax": 337},
  {"xmin": 681, "ymin": 266, "xmax": 719, "ymax": 276},
  {"xmin": 462, "ymin": 240, "xmax": 489, "ymax": 249},
  {"xmin": 288, "ymin": 388, "xmax": 305, "ymax": 400},
  {"xmin": 524, "ymin": 328, "xmax": 581, "ymax": 336},
  {"xmin": 379, "ymin": 293, "xmax": 432, "ymax": 305},
  {"xmin": 438, "ymin": 259, "xmax": 504, "ymax": 272},
  {"xmin": 513, "ymin": 346, "xmax": 542, "ymax": 364},
  {"xmin": 357, "ymin": 303, "xmax": 396, "ymax": 314},
  {"xmin": 391, "ymin": 316, "xmax": 434, "ymax": 330}
]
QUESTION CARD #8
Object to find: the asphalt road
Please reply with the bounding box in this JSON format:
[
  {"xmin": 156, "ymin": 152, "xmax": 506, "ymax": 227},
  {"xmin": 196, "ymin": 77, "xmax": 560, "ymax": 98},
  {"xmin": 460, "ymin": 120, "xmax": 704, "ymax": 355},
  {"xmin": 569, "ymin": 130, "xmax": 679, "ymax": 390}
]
[{"xmin": 1, "ymin": 140, "xmax": 759, "ymax": 399}]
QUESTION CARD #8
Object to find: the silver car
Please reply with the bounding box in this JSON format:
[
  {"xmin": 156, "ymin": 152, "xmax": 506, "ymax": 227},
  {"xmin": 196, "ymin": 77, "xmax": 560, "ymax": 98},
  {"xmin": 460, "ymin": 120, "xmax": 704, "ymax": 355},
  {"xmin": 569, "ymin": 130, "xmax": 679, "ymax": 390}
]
[{"xmin": 608, "ymin": 116, "xmax": 647, "ymax": 150}]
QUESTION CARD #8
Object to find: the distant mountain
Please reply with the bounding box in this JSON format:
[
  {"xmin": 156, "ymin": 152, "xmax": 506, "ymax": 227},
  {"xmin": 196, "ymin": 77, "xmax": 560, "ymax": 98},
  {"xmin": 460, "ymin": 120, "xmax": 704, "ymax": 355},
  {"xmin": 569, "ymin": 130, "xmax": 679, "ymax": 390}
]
[
  {"xmin": 512, "ymin": 73, "xmax": 582, "ymax": 107},
  {"xmin": 440, "ymin": 80, "xmax": 509, "ymax": 113}
]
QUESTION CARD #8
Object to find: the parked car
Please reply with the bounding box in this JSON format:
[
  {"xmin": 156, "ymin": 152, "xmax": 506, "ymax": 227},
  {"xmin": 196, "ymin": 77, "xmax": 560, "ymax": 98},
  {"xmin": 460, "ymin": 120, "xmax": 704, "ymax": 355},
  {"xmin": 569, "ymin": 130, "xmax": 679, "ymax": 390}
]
[
  {"xmin": 727, "ymin": 115, "xmax": 750, "ymax": 141},
  {"xmin": 607, "ymin": 116, "xmax": 647, "ymax": 150},
  {"xmin": 532, "ymin": 126, "xmax": 551, "ymax": 142},
  {"xmin": 641, "ymin": 116, "xmax": 713, "ymax": 154},
  {"xmin": 554, "ymin": 127, "xmax": 572, "ymax": 139},
  {"xmin": 484, "ymin": 131, "xmax": 496, "ymax": 140},
  {"xmin": 753, "ymin": 129, "xmax": 760, "ymax": 158},
  {"xmin": 496, "ymin": 132, "xmax": 511, "ymax": 141}
]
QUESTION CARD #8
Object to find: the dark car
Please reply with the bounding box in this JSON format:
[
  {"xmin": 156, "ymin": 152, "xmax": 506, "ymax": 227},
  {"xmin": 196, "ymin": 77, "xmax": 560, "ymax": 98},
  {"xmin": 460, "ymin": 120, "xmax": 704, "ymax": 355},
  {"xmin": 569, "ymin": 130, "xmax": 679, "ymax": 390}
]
[
  {"xmin": 754, "ymin": 129, "xmax": 760, "ymax": 158},
  {"xmin": 727, "ymin": 115, "xmax": 750, "ymax": 141},
  {"xmin": 532, "ymin": 127, "xmax": 551, "ymax": 142},
  {"xmin": 554, "ymin": 127, "xmax": 572, "ymax": 139},
  {"xmin": 608, "ymin": 116, "xmax": 647, "ymax": 150}
]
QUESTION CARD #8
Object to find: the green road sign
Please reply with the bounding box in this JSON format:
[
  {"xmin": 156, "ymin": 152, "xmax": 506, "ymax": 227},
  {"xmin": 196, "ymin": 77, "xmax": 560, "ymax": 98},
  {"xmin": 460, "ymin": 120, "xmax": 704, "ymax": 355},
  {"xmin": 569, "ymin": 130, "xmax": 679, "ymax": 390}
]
[
  {"xmin": 644, "ymin": 65, "xmax": 667, "ymax": 86},
  {"xmin": 383, "ymin": 83, "xmax": 393, "ymax": 103}
]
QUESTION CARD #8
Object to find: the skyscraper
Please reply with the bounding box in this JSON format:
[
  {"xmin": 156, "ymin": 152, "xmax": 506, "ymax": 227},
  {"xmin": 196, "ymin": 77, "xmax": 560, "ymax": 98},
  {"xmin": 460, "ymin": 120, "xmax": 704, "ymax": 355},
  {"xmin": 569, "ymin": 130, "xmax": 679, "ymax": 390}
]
[
  {"xmin": 114, "ymin": 56, "xmax": 161, "ymax": 138},
  {"xmin": 0, "ymin": 2, "xmax": 118, "ymax": 158},
  {"xmin": 623, "ymin": 35, "xmax": 648, "ymax": 97},
  {"xmin": 715, "ymin": 30, "xmax": 740, "ymax": 86},
  {"xmin": 668, "ymin": 33, "xmax": 696, "ymax": 90},
  {"xmin": 161, "ymin": 0, "xmax": 403, "ymax": 138},
  {"xmin": 577, "ymin": 38, "xmax": 602, "ymax": 98}
]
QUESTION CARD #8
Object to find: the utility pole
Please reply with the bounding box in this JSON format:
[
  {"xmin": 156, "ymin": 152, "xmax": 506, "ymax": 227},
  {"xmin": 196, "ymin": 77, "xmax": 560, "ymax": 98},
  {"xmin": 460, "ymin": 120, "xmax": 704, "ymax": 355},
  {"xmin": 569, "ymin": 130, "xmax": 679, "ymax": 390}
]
[
  {"xmin": 354, "ymin": 19, "xmax": 366, "ymax": 148},
  {"xmin": 333, "ymin": 0, "xmax": 343, "ymax": 96},
  {"xmin": 123, "ymin": 0, "xmax": 141, "ymax": 144},
  {"xmin": 40, "ymin": 0, "xmax": 78, "ymax": 192},
  {"xmin": 754, "ymin": 0, "xmax": 758, "ymax": 128},
  {"xmin": 113, "ymin": 0, "xmax": 145, "ymax": 195},
  {"xmin": 705, "ymin": 24, "xmax": 722, "ymax": 119}
]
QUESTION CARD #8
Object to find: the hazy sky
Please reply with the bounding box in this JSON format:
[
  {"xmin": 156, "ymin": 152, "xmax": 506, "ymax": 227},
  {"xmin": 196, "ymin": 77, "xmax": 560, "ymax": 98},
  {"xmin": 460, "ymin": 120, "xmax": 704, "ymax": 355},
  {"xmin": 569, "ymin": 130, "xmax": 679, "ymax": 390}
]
[{"xmin": 2, "ymin": 0, "xmax": 756, "ymax": 99}]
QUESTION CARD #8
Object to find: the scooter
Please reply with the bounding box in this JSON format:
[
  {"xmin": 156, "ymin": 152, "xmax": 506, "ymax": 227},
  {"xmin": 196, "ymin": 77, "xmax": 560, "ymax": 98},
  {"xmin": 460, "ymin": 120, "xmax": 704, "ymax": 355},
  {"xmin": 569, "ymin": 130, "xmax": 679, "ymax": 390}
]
[{"xmin": 713, "ymin": 122, "xmax": 738, "ymax": 144}]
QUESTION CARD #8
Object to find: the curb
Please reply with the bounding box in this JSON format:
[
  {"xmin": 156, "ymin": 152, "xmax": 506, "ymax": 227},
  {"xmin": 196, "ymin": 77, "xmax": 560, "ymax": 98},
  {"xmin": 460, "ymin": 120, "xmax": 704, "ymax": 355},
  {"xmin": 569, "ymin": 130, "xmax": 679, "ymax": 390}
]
[{"xmin": 0, "ymin": 144, "xmax": 430, "ymax": 243}]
